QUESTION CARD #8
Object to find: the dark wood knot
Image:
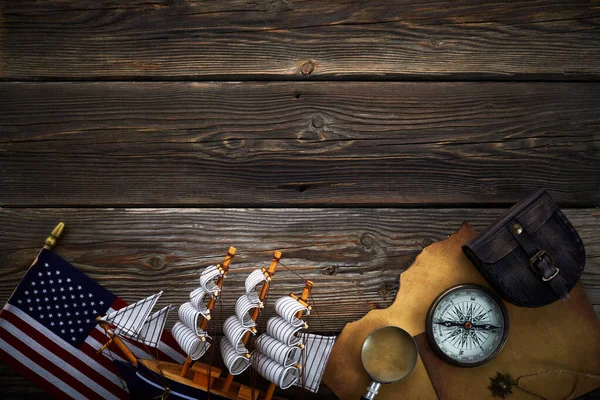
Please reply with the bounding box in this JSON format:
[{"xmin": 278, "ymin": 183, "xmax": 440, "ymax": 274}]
[
  {"xmin": 223, "ymin": 138, "xmax": 249, "ymax": 158},
  {"xmin": 322, "ymin": 265, "xmax": 338, "ymax": 276},
  {"xmin": 311, "ymin": 115, "xmax": 325, "ymax": 129},
  {"xmin": 360, "ymin": 233, "xmax": 377, "ymax": 250},
  {"xmin": 301, "ymin": 61, "xmax": 315, "ymax": 76},
  {"xmin": 148, "ymin": 256, "xmax": 164, "ymax": 269}
]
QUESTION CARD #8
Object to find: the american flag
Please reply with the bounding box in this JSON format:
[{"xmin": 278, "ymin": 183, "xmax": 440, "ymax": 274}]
[{"xmin": 0, "ymin": 249, "xmax": 186, "ymax": 399}]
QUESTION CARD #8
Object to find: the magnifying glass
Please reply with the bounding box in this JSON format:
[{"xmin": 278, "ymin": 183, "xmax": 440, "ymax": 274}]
[{"xmin": 360, "ymin": 326, "xmax": 419, "ymax": 399}]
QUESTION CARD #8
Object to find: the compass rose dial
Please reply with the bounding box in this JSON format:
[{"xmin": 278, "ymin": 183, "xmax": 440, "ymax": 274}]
[{"xmin": 425, "ymin": 284, "xmax": 509, "ymax": 367}]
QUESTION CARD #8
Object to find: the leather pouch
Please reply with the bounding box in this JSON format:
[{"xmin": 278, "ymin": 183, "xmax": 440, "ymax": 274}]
[{"xmin": 462, "ymin": 189, "xmax": 585, "ymax": 307}]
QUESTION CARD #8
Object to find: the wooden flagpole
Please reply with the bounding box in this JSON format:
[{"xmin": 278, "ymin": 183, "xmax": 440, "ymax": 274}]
[
  {"xmin": 264, "ymin": 280, "xmax": 313, "ymax": 400},
  {"xmin": 180, "ymin": 246, "xmax": 237, "ymax": 377},
  {"xmin": 222, "ymin": 251, "xmax": 282, "ymax": 393}
]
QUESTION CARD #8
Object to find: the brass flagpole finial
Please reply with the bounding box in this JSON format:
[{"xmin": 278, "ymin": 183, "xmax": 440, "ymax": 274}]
[{"xmin": 44, "ymin": 222, "xmax": 65, "ymax": 250}]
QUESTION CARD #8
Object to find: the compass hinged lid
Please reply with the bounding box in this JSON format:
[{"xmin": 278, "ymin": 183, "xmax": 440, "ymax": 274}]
[{"xmin": 462, "ymin": 189, "xmax": 585, "ymax": 307}]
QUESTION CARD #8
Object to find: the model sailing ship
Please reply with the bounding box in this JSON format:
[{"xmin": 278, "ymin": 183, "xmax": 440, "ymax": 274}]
[{"xmin": 98, "ymin": 247, "xmax": 336, "ymax": 400}]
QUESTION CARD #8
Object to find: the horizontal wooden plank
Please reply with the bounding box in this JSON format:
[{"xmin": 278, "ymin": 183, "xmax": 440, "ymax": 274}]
[
  {"xmin": 0, "ymin": 208, "xmax": 598, "ymax": 333},
  {"xmin": 2, "ymin": 1, "xmax": 599, "ymax": 79},
  {"xmin": 2, "ymin": 82, "xmax": 599, "ymax": 207}
]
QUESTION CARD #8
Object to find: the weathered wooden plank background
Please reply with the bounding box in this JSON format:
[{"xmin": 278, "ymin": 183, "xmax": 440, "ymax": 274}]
[
  {"xmin": 2, "ymin": 82, "xmax": 599, "ymax": 207},
  {"xmin": 1, "ymin": 0, "xmax": 599, "ymax": 398},
  {"xmin": 2, "ymin": 1, "xmax": 600, "ymax": 80},
  {"xmin": 1, "ymin": 208, "xmax": 599, "ymax": 329}
]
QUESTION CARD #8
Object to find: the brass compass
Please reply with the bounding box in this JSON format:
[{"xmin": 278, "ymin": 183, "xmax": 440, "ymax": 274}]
[{"xmin": 426, "ymin": 284, "xmax": 509, "ymax": 367}]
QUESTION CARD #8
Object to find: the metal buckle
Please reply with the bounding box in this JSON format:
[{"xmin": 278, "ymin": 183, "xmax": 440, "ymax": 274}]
[{"xmin": 529, "ymin": 250, "xmax": 560, "ymax": 281}]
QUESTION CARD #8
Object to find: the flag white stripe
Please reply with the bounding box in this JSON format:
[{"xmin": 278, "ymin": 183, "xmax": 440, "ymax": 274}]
[
  {"xmin": 0, "ymin": 337, "xmax": 83, "ymax": 400},
  {"xmin": 6, "ymin": 304, "xmax": 123, "ymax": 388},
  {"xmin": 125, "ymin": 339, "xmax": 153, "ymax": 359},
  {"xmin": 84, "ymin": 335, "xmax": 126, "ymax": 363},
  {"xmin": 0, "ymin": 319, "xmax": 119, "ymax": 400},
  {"xmin": 157, "ymin": 341, "xmax": 186, "ymax": 363}
]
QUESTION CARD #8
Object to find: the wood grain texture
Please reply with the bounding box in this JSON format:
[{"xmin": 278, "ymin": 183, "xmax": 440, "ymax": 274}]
[
  {"xmin": 2, "ymin": 82, "xmax": 599, "ymax": 207},
  {"xmin": 1, "ymin": 1, "xmax": 600, "ymax": 80},
  {"xmin": 0, "ymin": 208, "xmax": 598, "ymax": 331}
]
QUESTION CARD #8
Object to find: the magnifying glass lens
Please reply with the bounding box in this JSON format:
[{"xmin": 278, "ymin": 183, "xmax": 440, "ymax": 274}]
[{"xmin": 361, "ymin": 326, "xmax": 418, "ymax": 399}]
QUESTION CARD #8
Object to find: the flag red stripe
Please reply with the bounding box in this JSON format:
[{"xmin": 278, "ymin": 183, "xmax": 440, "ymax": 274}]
[
  {"xmin": 2, "ymin": 310, "xmax": 128, "ymax": 398},
  {"xmin": 0, "ymin": 346, "xmax": 75, "ymax": 400},
  {"xmin": 79, "ymin": 340, "xmax": 124, "ymax": 374},
  {"xmin": 157, "ymin": 331, "xmax": 186, "ymax": 361},
  {"xmin": 0, "ymin": 310, "xmax": 127, "ymax": 398},
  {"xmin": 89, "ymin": 327, "xmax": 129, "ymax": 360},
  {"xmin": 112, "ymin": 297, "xmax": 128, "ymax": 309},
  {"xmin": 0, "ymin": 326, "xmax": 101, "ymax": 399},
  {"xmin": 161, "ymin": 330, "xmax": 179, "ymax": 349}
]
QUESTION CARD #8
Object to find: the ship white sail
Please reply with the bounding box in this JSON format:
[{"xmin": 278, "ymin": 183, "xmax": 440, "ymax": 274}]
[
  {"xmin": 223, "ymin": 315, "xmax": 253, "ymax": 353},
  {"xmin": 199, "ymin": 265, "xmax": 223, "ymax": 296},
  {"xmin": 255, "ymin": 334, "xmax": 301, "ymax": 367},
  {"xmin": 266, "ymin": 317, "xmax": 303, "ymax": 346},
  {"xmin": 274, "ymin": 296, "xmax": 310, "ymax": 327},
  {"xmin": 172, "ymin": 321, "xmax": 211, "ymax": 360},
  {"xmin": 251, "ymin": 293, "xmax": 338, "ymax": 393},
  {"xmin": 101, "ymin": 292, "xmax": 162, "ymax": 337},
  {"xmin": 179, "ymin": 302, "xmax": 209, "ymax": 335},
  {"xmin": 220, "ymin": 337, "xmax": 250, "ymax": 375},
  {"xmin": 173, "ymin": 264, "xmax": 224, "ymax": 361},
  {"xmin": 220, "ymin": 268, "xmax": 269, "ymax": 375},
  {"xmin": 251, "ymin": 295, "xmax": 306, "ymax": 390},
  {"xmin": 235, "ymin": 292, "xmax": 262, "ymax": 328},
  {"xmin": 116, "ymin": 305, "xmax": 174, "ymax": 347},
  {"xmin": 244, "ymin": 269, "xmax": 269, "ymax": 293},
  {"xmin": 293, "ymin": 332, "xmax": 336, "ymax": 393},
  {"xmin": 252, "ymin": 294, "xmax": 335, "ymax": 393},
  {"xmin": 137, "ymin": 305, "xmax": 174, "ymax": 346},
  {"xmin": 189, "ymin": 287, "xmax": 210, "ymax": 314},
  {"xmin": 252, "ymin": 352, "xmax": 300, "ymax": 390}
]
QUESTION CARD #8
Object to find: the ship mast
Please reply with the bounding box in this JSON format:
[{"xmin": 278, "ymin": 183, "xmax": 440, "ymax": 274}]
[
  {"xmin": 97, "ymin": 319, "xmax": 140, "ymax": 366},
  {"xmin": 222, "ymin": 250, "xmax": 281, "ymax": 392},
  {"xmin": 180, "ymin": 246, "xmax": 237, "ymax": 377},
  {"xmin": 264, "ymin": 280, "xmax": 313, "ymax": 400}
]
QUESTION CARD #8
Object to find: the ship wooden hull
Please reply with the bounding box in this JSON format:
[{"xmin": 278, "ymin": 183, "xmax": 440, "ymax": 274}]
[{"xmin": 114, "ymin": 359, "xmax": 266, "ymax": 400}]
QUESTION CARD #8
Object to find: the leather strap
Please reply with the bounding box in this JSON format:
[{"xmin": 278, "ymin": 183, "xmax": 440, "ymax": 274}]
[{"xmin": 507, "ymin": 218, "xmax": 569, "ymax": 301}]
